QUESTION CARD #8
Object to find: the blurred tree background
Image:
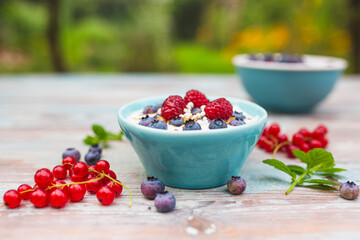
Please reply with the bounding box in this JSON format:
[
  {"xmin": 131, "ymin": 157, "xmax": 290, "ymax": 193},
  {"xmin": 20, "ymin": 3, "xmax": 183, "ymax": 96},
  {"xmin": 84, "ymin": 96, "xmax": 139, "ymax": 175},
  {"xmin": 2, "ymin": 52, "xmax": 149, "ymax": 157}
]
[{"xmin": 0, "ymin": 0, "xmax": 359, "ymax": 73}]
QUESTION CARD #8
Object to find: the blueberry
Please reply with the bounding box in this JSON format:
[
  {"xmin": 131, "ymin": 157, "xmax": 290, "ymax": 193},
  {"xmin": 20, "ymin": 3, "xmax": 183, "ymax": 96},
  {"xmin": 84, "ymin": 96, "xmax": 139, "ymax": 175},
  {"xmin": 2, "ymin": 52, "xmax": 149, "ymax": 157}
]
[
  {"xmin": 143, "ymin": 105, "xmax": 159, "ymax": 114},
  {"xmin": 191, "ymin": 107, "xmax": 201, "ymax": 115},
  {"xmin": 169, "ymin": 117, "xmax": 184, "ymax": 127},
  {"xmin": 232, "ymin": 111, "xmax": 246, "ymax": 120},
  {"xmin": 154, "ymin": 191, "xmax": 176, "ymax": 213},
  {"xmin": 183, "ymin": 119, "xmax": 201, "ymax": 131},
  {"xmin": 89, "ymin": 144, "xmax": 102, "ymax": 154},
  {"xmin": 148, "ymin": 120, "xmax": 167, "ymax": 130},
  {"xmin": 263, "ymin": 53, "xmax": 273, "ymax": 62},
  {"xmin": 153, "ymin": 114, "xmax": 161, "ymax": 119},
  {"xmin": 229, "ymin": 118, "xmax": 246, "ymax": 126},
  {"xmin": 340, "ymin": 181, "xmax": 359, "ymax": 200},
  {"xmin": 280, "ymin": 54, "xmax": 303, "ymax": 63},
  {"xmin": 140, "ymin": 176, "xmax": 165, "ymax": 199},
  {"xmin": 85, "ymin": 149, "xmax": 101, "ymax": 165},
  {"xmin": 62, "ymin": 148, "xmax": 81, "ymax": 162},
  {"xmin": 209, "ymin": 118, "xmax": 227, "ymax": 130},
  {"xmin": 139, "ymin": 115, "xmax": 155, "ymax": 127},
  {"xmin": 248, "ymin": 53, "xmax": 257, "ymax": 61},
  {"xmin": 227, "ymin": 176, "xmax": 246, "ymax": 195}
]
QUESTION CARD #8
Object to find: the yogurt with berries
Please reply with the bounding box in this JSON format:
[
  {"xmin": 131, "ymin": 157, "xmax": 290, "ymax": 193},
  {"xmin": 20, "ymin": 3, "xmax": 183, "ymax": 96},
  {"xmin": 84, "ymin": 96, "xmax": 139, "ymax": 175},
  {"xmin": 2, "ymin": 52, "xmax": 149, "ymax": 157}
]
[{"xmin": 129, "ymin": 90, "xmax": 258, "ymax": 131}]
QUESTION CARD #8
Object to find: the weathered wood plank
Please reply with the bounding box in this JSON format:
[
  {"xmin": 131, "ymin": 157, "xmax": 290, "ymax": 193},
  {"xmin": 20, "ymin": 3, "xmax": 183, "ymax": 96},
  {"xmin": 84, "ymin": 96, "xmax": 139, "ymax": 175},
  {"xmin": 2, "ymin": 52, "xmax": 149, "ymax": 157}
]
[{"xmin": 0, "ymin": 74, "xmax": 360, "ymax": 239}]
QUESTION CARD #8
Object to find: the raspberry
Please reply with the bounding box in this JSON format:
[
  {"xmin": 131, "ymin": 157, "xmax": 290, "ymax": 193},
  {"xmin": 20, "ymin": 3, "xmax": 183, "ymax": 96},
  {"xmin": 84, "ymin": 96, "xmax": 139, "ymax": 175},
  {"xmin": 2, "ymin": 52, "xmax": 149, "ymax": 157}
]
[
  {"xmin": 204, "ymin": 98, "xmax": 233, "ymax": 120},
  {"xmin": 161, "ymin": 95, "xmax": 186, "ymax": 121},
  {"xmin": 184, "ymin": 90, "xmax": 209, "ymax": 108}
]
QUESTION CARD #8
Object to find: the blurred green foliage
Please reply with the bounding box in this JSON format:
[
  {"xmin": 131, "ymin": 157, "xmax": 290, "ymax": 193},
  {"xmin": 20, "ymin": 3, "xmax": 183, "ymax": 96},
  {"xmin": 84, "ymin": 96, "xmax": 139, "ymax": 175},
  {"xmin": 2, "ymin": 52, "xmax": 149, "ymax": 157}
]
[{"xmin": 0, "ymin": 0, "xmax": 356, "ymax": 73}]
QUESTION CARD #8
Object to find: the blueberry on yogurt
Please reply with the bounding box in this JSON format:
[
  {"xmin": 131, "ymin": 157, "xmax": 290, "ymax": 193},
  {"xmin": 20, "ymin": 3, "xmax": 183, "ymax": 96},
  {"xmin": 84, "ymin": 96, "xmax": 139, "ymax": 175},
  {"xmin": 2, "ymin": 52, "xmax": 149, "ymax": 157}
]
[
  {"xmin": 209, "ymin": 118, "xmax": 227, "ymax": 130},
  {"xmin": 139, "ymin": 115, "xmax": 155, "ymax": 127},
  {"xmin": 232, "ymin": 111, "xmax": 246, "ymax": 120},
  {"xmin": 229, "ymin": 118, "xmax": 245, "ymax": 126},
  {"xmin": 183, "ymin": 119, "xmax": 201, "ymax": 131},
  {"xmin": 169, "ymin": 117, "xmax": 184, "ymax": 127},
  {"xmin": 148, "ymin": 120, "xmax": 167, "ymax": 130}
]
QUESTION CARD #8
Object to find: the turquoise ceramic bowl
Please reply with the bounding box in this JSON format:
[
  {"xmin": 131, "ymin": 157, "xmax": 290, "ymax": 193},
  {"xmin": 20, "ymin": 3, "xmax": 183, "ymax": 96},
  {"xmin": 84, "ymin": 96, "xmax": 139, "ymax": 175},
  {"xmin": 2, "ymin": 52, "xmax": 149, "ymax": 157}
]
[
  {"xmin": 118, "ymin": 96, "xmax": 267, "ymax": 189},
  {"xmin": 233, "ymin": 54, "xmax": 347, "ymax": 113}
]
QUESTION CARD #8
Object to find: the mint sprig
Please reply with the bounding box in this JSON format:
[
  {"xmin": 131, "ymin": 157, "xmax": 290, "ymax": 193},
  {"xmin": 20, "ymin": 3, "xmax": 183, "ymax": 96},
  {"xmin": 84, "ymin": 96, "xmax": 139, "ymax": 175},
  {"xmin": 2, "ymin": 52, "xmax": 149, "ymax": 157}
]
[
  {"xmin": 263, "ymin": 148, "xmax": 346, "ymax": 195},
  {"xmin": 83, "ymin": 124, "xmax": 123, "ymax": 148}
]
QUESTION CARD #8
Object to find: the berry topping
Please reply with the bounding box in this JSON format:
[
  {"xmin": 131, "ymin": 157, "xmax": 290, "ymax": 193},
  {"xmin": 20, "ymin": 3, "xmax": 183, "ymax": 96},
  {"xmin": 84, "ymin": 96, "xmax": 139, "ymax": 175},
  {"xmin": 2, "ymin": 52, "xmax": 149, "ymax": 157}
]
[
  {"xmin": 139, "ymin": 115, "xmax": 155, "ymax": 127},
  {"xmin": 229, "ymin": 118, "xmax": 245, "ymax": 126},
  {"xmin": 205, "ymin": 98, "xmax": 233, "ymax": 120},
  {"xmin": 209, "ymin": 118, "xmax": 228, "ymax": 129},
  {"xmin": 3, "ymin": 190, "xmax": 21, "ymax": 208},
  {"xmin": 227, "ymin": 176, "xmax": 246, "ymax": 195},
  {"xmin": 191, "ymin": 107, "xmax": 202, "ymax": 115},
  {"xmin": 183, "ymin": 119, "xmax": 201, "ymax": 131},
  {"xmin": 30, "ymin": 189, "xmax": 49, "ymax": 208},
  {"xmin": 85, "ymin": 149, "xmax": 101, "ymax": 166},
  {"xmin": 62, "ymin": 148, "xmax": 81, "ymax": 162},
  {"xmin": 143, "ymin": 105, "xmax": 159, "ymax": 114},
  {"xmin": 34, "ymin": 168, "xmax": 54, "ymax": 189},
  {"xmin": 232, "ymin": 111, "xmax": 246, "ymax": 120},
  {"xmin": 140, "ymin": 176, "xmax": 165, "ymax": 200},
  {"xmin": 340, "ymin": 181, "xmax": 359, "ymax": 200},
  {"xmin": 169, "ymin": 117, "xmax": 184, "ymax": 127},
  {"xmin": 154, "ymin": 191, "xmax": 176, "ymax": 213},
  {"xmin": 17, "ymin": 184, "xmax": 32, "ymax": 200},
  {"xmin": 148, "ymin": 120, "xmax": 168, "ymax": 130},
  {"xmin": 96, "ymin": 186, "xmax": 115, "ymax": 206},
  {"xmin": 161, "ymin": 95, "xmax": 186, "ymax": 121},
  {"xmin": 184, "ymin": 89, "xmax": 209, "ymax": 108}
]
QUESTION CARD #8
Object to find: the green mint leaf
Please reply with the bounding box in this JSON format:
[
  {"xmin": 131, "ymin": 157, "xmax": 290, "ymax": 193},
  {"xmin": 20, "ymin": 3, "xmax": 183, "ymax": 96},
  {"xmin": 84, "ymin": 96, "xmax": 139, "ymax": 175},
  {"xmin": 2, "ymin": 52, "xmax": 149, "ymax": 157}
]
[
  {"xmin": 287, "ymin": 165, "xmax": 306, "ymax": 175},
  {"xmin": 83, "ymin": 136, "xmax": 99, "ymax": 146},
  {"xmin": 307, "ymin": 148, "xmax": 335, "ymax": 170},
  {"xmin": 316, "ymin": 168, "xmax": 346, "ymax": 174},
  {"xmin": 292, "ymin": 150, "xmax": 310, "ymax": 164},
  {"xmin": 263, "ymin": 159, "xmax": 296, "ymax": 180},
  {"xmin": 301, "ymin": 184, "xmax": 337, "ymax": 191},
  {"xmin": 92, "ymin": 125, "xmax": 107, "ymax": 139},
  {"xmin": 303, "ymin": 179, "xmax": 340, "ymax": 186}
]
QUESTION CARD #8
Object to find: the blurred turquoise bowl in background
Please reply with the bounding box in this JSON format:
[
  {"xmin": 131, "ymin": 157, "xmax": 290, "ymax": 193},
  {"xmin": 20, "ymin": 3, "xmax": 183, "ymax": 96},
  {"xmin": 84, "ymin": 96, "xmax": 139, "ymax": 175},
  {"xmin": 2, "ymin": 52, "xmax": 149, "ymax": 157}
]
[
  {"xmin": 118, "ymin": 96, "xmax": 267, "ymax": 189},
  {"xmin": 232, "ymin": 54, "xmax": 347, "ymax": 113}
]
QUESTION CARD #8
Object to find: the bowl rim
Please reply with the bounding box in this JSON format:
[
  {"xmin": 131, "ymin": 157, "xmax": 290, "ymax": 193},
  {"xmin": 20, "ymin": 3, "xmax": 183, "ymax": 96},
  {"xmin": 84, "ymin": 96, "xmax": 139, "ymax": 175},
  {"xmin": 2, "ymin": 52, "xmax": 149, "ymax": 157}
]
[
  {"xmin": 118, "ymin": 96, "xmax": 267, "ymax": 137},
  {"xmin": 232, "ymin": 54, "xmax": 347, "ymax": 71}
]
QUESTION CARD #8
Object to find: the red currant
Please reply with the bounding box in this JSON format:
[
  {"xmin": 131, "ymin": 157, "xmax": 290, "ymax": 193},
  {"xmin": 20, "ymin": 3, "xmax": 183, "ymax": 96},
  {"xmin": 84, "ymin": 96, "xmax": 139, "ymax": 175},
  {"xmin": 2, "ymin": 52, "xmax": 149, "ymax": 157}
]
[
  {"xmin": 62, "ymin": 156, "xmax": 76, "ymax": 170},
  {"xmin": 268, "ymin": 123, "xmax": 280, "ymax": 136},
  {"xmin": 316, "ymin": 125, "xmax": 328, "ymax": 135},
  {"xmin": 72, "ymin": 162, "xmax": 88, "ymax": 178},
  {"xmin": 30, "ymin": 188, "xmax": 49, "ymax": 208},
  {"xmin": 18, "ymin": 184, "xmax": 32, "ymax": 200},
  {"xmin": 292, "ymin": 133, "xmax": 305, "ymax": 147},
  {"xmin": 312, "ymin": 129, "xmax": 325, "ymax": 140},
  {"xmin": 33, "ymin": 184, "xmax": 40, "ymax": 190},
  {"xmin": 309, "ymin": 139, "xmax": 323, "ymax": 149},
  {"xmin": 319, "ymin": 137, "xmax": 328, "ymax": 148},
  {"xmin": 3, "ymin": 190, "xmax": 21, "ymax": 208},
  {"xmin": 68, "ymin": 184, "xmax": 86, "ymax": 202},
  {"xmin": 34, "ymin": 168, "xmax": 54, "ymax": 189},
  {"xmin": 257, "ymin": 136, "xmax": 268, "ymax": 149},
  {"xmin": 95, "ymin": 160, "xmax": 110, "ymax": 174},
  {"xmin": 298, "ymin": 128, "xmax": 312, "ymax": 138},
  {"xmin": 300, "ymin": 143, "xmax": 311, "ymax": 153},
  {"xmin": 85, "ymin": 175, "xmax": 103, "ymax": 194},
  {"xmin": 96, "ymin": 186, "xmax": 115, "ymax": 206},
  {"xmin": 102, "ymin": 170, "xmax": 117, "ymax": 185},
  {"xmin": 53, "ymin": 165, "xmax": 67, "ymax": 180},
  {"xmin": 49, "ymin": 180, "xmax": 69, "ymax": 195},
  {"xmin": 70, "ymin": 172, "xmax": 85, "ymax": 182},
  {"xmin": 262, "ymin": 127, "xmax": 269, "ymax": 136},
  {"xmin": 106, "ymin": 181, "xmax": 123, "ymax": 198},
  {"xmin": 286, "ymin": 145, "xmax": 299, "ymax": 158},
  {"xmin": 49, "ymin": 189, "xmax": 69, "ymax": 208}
]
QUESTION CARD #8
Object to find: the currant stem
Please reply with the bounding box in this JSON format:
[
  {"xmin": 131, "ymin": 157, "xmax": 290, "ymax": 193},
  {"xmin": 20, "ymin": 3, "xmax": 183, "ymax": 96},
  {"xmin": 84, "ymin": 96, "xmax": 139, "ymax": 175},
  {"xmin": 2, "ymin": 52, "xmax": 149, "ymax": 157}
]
[
  {"xmin": 46, "ymin": 174, "xmax": 105, "ymax": 190},
  {"xmin": 272, "ymin": 141, "xmax": 290, "ymax": 158},
  {"xmin": 89, "ymin": 169, "xmax": 133, "ymax": 207},
  {"xmin": 267, "ymin": 134, "xmax": 279, "ymax": 146}
]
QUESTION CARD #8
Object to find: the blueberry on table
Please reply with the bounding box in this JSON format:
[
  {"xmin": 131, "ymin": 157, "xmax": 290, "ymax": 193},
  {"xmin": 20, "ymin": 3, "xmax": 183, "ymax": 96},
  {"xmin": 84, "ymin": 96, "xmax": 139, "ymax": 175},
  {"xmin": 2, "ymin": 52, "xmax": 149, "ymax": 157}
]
[
  {"xmin": 139, "ymin": 115, "xmax": 155, "ymax": 127},
  {"xmin": 340, "ymin": 181, "xmax": 359, "ymax": 200},
  {"xmin": 183, "ymin": 119, "xmax": 201, "ymax": 131},
  {"xmin": 227, "ymin": 176, "xmax": 246, "ymax": 195},
  {"xmin": 209, "ymin": 118, "xmax": 227, "ymax": 129},
  {"xmin": 89, "ymin": 144, "xmax": 102, "ymax": 154},
  {"xmin": 232, "ymin": 111, "xmax": 246, "ymax": 120},
  {"xmin": 62, "ymin": 147, "xmax": 81, "ymax": 162},
  {"xmin": 141, "ymin": 177, "xmax": 165, "ymax": 199},
  {"xmin": 85, "ymin": 149, "xmax": 101, "ymax": 166},
  {"xmin": 169, "ymin": 117, "xmax": 184, "ymax": 127},
  {"xmin": 143, "ymin": 105, "xmax": 159, "ymax": 114},
  {"xmin": 229, "ymin": 118, "xmax": 246, "ymax": 126},
  {"xmin": 154, "ymin": 191, "xmax": 176, "ymax": 213},
  {"xmin": 148, "ymin": 120, "xmax": 168, "ymax": 130}
]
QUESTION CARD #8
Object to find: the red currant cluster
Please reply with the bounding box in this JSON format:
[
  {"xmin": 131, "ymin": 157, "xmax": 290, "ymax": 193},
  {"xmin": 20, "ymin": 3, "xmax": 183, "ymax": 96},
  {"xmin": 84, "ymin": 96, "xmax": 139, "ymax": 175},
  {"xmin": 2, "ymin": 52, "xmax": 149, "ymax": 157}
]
[
  {"xmin": 257, "ymin": 123, "xmax": 328, "ymax": 158},
  {"xmin": 3, "ymin": 156, "xmax": 132, "ymax": 209}
]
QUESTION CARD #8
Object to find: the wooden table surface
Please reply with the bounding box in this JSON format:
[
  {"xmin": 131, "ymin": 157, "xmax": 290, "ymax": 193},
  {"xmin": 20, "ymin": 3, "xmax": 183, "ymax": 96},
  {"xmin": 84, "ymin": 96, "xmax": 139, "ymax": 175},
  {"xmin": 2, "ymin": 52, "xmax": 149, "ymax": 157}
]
[{"xmin": 1, "ymin": 74, "xmax": 360, "ymax": 240}]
